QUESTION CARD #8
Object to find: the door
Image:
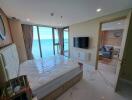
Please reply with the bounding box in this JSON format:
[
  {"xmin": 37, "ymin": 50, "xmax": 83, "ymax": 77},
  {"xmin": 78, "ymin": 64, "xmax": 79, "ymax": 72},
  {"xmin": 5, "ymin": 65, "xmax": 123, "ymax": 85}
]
[{"xmin": 115, "ymin": 11, "xmax": 132, "ymax": 90}]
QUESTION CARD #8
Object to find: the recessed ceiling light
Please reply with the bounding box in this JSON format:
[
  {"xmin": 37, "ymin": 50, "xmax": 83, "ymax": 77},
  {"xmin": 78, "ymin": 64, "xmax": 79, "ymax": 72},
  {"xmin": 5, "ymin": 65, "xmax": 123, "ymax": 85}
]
[
  {"xmin": 118, "ymin": 23, "xmax": 121, "ymax": 25},
  {"xmin": 26, "ymin": 18, "xmax": 30, "ymax": 22},
  {"xmin": 50, "ymin": 13, "xmax": 54, "ymax": 16},
  {"xmin": 96, "ymin": 8, "xmax": 102, "ymax": 12}
]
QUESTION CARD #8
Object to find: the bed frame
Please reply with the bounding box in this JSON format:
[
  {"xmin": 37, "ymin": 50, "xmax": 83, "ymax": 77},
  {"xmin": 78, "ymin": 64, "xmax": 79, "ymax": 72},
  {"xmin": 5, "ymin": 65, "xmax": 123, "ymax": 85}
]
[{"xmin": 40, "ymin": 72, "xmax": 83, "ymax": 100}]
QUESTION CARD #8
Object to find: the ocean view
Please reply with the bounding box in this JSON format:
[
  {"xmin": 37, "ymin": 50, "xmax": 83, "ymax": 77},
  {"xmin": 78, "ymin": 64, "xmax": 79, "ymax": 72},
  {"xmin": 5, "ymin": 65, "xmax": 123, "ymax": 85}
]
[{"xmin": 32, "ymin": 39, "xmax": 68, "ymax": 59}]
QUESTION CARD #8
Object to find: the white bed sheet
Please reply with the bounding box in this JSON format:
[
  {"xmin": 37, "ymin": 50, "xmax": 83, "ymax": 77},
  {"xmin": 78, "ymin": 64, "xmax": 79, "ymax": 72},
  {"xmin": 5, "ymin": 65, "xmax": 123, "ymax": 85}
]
[
  {"xmin": 19, "ymin": 55, "xmax": 82, "ymax": 99},
  {"xmin": 0, "ymin": 44, "xmax": 82, "ymax": 99}
]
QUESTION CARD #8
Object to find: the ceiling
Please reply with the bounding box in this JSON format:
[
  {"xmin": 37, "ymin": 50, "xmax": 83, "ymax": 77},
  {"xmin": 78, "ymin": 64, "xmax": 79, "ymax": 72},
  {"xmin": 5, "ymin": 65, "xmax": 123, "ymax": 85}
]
[
  {"xmin": 102, "ymin": 19, "xmax": 125, "ymax": 31},
  {"xmin": 0, "ymin": 0, "xmax": 132, "ymax": 27}
]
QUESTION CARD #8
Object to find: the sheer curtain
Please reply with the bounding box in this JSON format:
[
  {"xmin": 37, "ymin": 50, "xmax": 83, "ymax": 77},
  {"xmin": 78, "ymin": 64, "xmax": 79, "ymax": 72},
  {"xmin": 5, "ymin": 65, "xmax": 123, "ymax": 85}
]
[{"xmin": 22, "ymin": 24, "xmax": 33, "ymax": 59}]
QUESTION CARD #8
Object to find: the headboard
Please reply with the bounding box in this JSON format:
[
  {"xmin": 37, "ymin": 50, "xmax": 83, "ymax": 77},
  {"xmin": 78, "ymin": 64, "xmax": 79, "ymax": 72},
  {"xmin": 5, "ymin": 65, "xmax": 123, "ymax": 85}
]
[{"xmin": 0, "ymin": 44, "xmax": 20, "ymax": 82}]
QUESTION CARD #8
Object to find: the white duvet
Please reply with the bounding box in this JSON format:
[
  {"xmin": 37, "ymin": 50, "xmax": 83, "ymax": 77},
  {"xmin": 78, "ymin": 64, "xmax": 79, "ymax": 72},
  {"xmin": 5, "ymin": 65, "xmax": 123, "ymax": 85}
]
[{"xmin": 19, "ymin": 55, "xmax": 79, "ymax": 91}]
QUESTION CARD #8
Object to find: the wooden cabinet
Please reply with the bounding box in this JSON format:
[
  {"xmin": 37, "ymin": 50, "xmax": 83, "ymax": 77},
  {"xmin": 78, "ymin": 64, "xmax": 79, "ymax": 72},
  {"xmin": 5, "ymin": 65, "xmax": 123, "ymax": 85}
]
[{"xmin": 73, "ymin": 51, "xmax": 91, "ymax": 63}]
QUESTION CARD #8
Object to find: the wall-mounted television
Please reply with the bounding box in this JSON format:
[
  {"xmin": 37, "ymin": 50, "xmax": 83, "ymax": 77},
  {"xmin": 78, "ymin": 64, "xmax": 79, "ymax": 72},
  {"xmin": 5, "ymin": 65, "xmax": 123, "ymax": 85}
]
[{"xmin": 73, "ymin": 37, "xmax": 89, "ymax": 49}]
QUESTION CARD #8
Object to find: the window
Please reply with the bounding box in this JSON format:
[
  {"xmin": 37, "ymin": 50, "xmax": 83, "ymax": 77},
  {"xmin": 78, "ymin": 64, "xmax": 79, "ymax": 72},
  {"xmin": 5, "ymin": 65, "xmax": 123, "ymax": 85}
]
[
  {"xmin": 54, "ymin": 28, "xmax": 60, "ymax": 55},
  {"xmin": 63, "ymin": 28, "xmax": 69, "ymax": 57},
  {"xmin": 32, "ymin": 26, "xmax": 41, "ymax": 59},
  {"xmin": 32, "ymin": 26, "xmax": 69, "ymax": 59},
  {"xmin": 39, "ymin": 27, "xmax": 54, "ymax": 59},
  {"xmin": 32, "ymin": 26, "xmax": 54, "ymax": 59}
]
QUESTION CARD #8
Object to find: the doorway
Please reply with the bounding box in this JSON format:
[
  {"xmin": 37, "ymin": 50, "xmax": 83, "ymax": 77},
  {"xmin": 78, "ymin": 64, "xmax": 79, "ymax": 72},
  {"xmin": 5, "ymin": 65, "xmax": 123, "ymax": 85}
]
[{"xmin": 97, "ymin": 19, "xmax": 126, "ymax": 88}]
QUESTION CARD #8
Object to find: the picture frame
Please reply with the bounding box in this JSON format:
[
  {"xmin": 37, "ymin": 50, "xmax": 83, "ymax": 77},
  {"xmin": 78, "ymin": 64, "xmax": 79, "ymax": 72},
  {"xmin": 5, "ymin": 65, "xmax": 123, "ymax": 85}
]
[{"xmin": 0, "ymin": 15, "xmax": 6, "ymax": 41}]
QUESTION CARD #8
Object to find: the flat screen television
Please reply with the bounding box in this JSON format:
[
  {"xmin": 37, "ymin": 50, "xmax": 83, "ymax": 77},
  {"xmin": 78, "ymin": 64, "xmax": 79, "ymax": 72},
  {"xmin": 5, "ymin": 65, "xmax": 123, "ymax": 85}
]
[{"xmin": 73, "ymin": 37, "xmax": 89, "ymax": 49}]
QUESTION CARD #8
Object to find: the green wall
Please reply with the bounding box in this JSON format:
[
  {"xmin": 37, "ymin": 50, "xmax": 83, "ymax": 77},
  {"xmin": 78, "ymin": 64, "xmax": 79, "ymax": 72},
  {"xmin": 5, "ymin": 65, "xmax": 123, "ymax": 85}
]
[{"xmin": 120, "ymin": 12, "xmax": 132, "ymax": 81}]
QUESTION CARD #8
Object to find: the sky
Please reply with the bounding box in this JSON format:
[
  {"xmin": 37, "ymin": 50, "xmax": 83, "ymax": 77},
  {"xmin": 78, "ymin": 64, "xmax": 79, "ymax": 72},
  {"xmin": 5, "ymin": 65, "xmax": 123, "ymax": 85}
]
[{"xmin": 33, "ymin": 26, "xmax": 68, "ymax": 40}]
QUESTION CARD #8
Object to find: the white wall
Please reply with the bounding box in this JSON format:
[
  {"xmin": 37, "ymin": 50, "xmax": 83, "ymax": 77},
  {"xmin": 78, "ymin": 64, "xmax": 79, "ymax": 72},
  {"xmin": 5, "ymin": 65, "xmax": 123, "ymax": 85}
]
[{"xmin": 69, "ymin": 9, "xmax": 130, "ymax": 66}]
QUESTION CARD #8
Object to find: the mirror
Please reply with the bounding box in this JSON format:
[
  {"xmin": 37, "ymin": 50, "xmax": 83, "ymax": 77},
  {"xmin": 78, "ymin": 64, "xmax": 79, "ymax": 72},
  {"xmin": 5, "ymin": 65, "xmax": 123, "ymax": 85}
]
[{"xmin": 0, "ymin": 15, "xmax": 6, "ymax": 41}]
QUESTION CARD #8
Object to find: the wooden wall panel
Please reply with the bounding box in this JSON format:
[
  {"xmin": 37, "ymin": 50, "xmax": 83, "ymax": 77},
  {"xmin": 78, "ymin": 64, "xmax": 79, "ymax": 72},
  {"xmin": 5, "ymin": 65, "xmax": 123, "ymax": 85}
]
[
  {"xmin": 101, "ymin": 30, "xmax": 123, "ymax": 46},
  {"xmin": 9, "ymin": 19, "xmax": 27, "ymax": 63},
  {"xmin": 0, "ymin": 8, "xmax": 12, "ymax": 48}
]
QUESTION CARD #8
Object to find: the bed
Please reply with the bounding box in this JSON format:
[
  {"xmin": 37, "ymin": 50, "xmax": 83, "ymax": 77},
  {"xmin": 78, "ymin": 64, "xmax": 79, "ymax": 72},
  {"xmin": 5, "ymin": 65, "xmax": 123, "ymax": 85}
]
[{"xmin": 0, "ymin": 44, "xmax": 83, "ymax": 100}]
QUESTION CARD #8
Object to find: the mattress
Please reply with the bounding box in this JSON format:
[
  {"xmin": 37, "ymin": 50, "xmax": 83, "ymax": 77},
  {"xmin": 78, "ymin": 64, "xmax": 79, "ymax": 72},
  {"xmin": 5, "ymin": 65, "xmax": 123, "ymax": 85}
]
[{"xmin": 19, "ymin": 55, "xmax": 82, "ymax": 99}]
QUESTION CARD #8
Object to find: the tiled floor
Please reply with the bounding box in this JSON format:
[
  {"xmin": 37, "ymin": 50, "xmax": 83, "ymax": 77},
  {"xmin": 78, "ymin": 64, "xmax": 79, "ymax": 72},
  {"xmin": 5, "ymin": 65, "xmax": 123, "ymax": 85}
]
[
  {"xmin": 57, "ymin": 64, "xmax": 129, "ymax": 100},
  {"xmin": 117, "ymin": 79, "xmax": 132, "ymax": 100},
  {"xmin": 98, "ymin": 58, "xmax": 118, "ymax": 88}
]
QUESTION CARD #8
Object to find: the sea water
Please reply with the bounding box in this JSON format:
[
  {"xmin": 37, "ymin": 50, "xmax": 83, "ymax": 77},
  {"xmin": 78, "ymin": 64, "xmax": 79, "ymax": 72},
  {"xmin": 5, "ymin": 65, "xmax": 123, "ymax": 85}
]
[{"xmin": 32, "ymin": 39, "xmax": 68, "ymax": 59}]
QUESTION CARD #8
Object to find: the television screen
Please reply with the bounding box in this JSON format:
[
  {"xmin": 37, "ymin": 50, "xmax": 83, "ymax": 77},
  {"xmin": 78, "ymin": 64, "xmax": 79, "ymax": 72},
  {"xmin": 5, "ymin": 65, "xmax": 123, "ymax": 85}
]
[{"xmin": 73, "ymin": 37, "xmax": 89, "ymax": 48}]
